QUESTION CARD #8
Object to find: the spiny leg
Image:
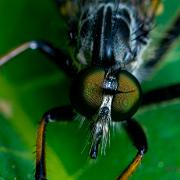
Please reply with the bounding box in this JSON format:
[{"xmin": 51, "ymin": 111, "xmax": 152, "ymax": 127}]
[
  {"xmin": 142, "ymin": 83, "xmax": 180, "ymax": 106},
  {"xmin": 0, "ymin": 40, "xmax": 78, "ymax": 77},
  {"xmin": 144, "ymin": 12, "xmax": 180, "ymax": 68},
  {"xmin": 35, "ymin": 105, "xmax": 75, "ymax": 180},
  {"xmin": 117, "ymin": 118, "xmax": 147, "ymax": 180}
]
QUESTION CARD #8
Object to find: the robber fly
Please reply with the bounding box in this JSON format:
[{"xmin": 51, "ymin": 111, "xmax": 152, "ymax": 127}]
[{"xmin": 0, "ymin": 0, "xmax": 179, "ymax": 179}]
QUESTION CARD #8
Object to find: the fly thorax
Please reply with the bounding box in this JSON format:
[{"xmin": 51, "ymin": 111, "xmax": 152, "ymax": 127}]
[{"xmin": 76, "ymin": 2, "xmax": 148, "ymax": 75}]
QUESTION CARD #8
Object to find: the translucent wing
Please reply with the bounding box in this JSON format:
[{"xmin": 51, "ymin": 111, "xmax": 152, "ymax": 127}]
[
  {"xmin": 55, "ymin": 0, "xmax": 79, "ymax": 18},
  {"xmin": 129, "ymin": 0, "xmax": 162, "ymax": 20}
]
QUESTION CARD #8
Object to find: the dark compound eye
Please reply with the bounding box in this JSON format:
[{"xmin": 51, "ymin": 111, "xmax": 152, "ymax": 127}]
[
  {"xmin": 112, "ymin": 70, "xmax": 142, "ymax": 121},
  {"xmin": 70, "ymin": 68, "xmax": 104, "ymax": 117},
  {"xmin": 70, "ymin": 68, "xmax": 142, "ymax": 119}
]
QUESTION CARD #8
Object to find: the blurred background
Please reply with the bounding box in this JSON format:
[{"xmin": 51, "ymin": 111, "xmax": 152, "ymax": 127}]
[{"xmin": 0, "ymin": 0, "xmax": 179, "ymax": 179}]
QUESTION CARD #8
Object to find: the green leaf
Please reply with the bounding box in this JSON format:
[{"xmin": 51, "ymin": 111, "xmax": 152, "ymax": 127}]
[{"xmin": 0, "ymin": 0, "xmax": 179, "ymax": 179}]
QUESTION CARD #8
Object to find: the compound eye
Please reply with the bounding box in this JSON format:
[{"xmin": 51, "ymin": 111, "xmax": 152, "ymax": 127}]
[
  {"xmin": 112, "ymin": 70, "xmax": 142, "ymax": 121},
  {"xmin": 70, "ymin": 68, "xmax": 104, "ymax": 117}
]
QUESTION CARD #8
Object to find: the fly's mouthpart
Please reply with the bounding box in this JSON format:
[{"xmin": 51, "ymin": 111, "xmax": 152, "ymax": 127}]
[
  {"xmin": 89, "ymin": 70, "xmax": 119, "ymax": 159},
  {"xmin": 89, "ymin": 95, "xmax": 113, "ymax": 159}
]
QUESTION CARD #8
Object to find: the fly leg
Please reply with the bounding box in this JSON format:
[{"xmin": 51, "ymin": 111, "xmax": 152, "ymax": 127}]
[
  {"xmin": 35, "ymin": 105, "xmax": 75, "ymax": 180},
  {"xmin": 142, "ymin": 83, "xmax": 180, "ymax": 106},
  {"xmin": 117, "ymin": 118, "xmax": 148, "ymax": 180},
  {"xmin": 144, "ymin": 13, "xmax": 180, "ymax": 68},
  {"xmin": 0, "ymin": 40, "xmax": 78, "ymax": 77}
]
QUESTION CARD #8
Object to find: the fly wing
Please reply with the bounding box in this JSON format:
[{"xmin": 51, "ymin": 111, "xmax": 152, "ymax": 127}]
[
  {"xmin": 55, "ymin": 0, "xmax": 79, "ymax": 18},
  {"xmin": 81, "ymin": 0, "xmax": 162, "ymax": 20},
  {"xmin": 55, "ymin": 0, "xmax": 162, "ymax": 20},
  {"xmin": 129, "ymin": 0, "xmax": 162, "ymax": 20}
]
